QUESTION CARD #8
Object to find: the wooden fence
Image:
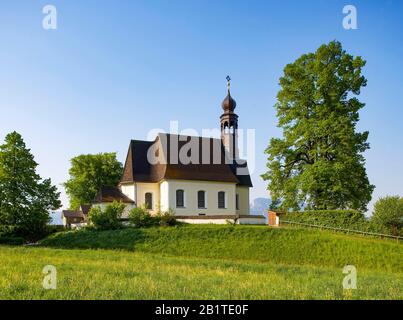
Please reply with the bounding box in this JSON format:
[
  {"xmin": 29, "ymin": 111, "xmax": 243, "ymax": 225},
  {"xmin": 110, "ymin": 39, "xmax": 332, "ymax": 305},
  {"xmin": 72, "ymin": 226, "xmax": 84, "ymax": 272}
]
[{"xmin": 280, "ymin": 219, "xmax": 402, "ymax": 241}]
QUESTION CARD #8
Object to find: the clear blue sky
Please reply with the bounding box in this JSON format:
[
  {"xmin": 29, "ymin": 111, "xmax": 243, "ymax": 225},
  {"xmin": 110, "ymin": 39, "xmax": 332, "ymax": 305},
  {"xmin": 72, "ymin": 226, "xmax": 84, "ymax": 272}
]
[{"xmin": 0, "ymin": 0, "xmax": 402, "ymax": 214}]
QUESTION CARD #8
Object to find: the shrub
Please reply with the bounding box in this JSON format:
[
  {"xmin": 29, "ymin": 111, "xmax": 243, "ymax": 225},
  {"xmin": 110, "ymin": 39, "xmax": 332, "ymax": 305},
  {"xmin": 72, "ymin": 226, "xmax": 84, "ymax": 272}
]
[
  {"xmin": 157, "ymin": 209, "xmax": 177, "ymax": 227},
  {"xmin": 46, "ymin": 225, "xmax": 66, "ymax": 234},
  {"xmin": 0, "ymin": 222, "xmax": 64, "ymax": 243},
  {"xmin": 128, "ymin": 206, "xmax": 156, "ymax": 227},
  {"xmin": 371, "ymin": 196, "xmax": 403, "ymax": 236},
  {"xmin": 226, "ymin": 216, "xmax": 239, "ymax": 226},
  {"xmin": 0, "ymin": 207, "xmax": 54, "ymax": 242},
  {"xmin": 0, "ymin": 224, "xmax": 25, "ymax": 245},
  {"xmin": 128, "ymin": 207, "xmax": 177, "ymax": 228},
  {"xmin": 0, "ymin": 236, "xmax": 25, "ymax": 245},
  {"xmin": 88, "ymin": 201, "xmax": 125, "ymax": 230},
  {"xmin": 14, "ymin": 213, "xmax": 51, "ymax": 242},
  {"xmin": 0, "ymin": 225, "xmax": 16, "ymax": 237}
]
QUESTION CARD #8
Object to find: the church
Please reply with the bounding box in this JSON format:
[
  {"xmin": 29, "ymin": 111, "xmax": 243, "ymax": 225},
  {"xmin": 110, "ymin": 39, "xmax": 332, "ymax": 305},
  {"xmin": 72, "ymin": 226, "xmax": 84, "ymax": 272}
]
[{"xmin": 62, "ymin": 79, "xmax": 265, "ymax": 227}]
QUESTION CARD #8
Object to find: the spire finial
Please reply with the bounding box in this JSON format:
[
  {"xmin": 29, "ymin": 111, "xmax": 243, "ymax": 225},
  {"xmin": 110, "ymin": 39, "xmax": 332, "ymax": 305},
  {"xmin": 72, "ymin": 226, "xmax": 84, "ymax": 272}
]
[
  {"xmin": 226, "ymin": 75, "xmax": 231, "ymax": 93},
  {"xmin": 221, "ymin": 75, "xmax": 236, "ymax": 111}
]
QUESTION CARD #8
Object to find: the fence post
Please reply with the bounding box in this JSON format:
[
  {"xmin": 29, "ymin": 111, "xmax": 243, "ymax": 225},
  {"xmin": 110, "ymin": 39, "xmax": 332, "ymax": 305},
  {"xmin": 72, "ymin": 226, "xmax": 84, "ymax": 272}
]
[{"xmin": 268, "ymin": 211, "xmax": 280, "ymax": 227}]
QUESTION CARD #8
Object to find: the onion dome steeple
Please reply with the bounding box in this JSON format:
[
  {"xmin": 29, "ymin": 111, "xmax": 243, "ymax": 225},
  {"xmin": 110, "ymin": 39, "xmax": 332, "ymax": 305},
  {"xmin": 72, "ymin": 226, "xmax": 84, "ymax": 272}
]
[
  {"xmin": 220, "ymin": 76, "xmax": 239, "ymax": 160},
  {"xmin": 221, "ymin": 75, "xmax": 237, "ymax": 112}
]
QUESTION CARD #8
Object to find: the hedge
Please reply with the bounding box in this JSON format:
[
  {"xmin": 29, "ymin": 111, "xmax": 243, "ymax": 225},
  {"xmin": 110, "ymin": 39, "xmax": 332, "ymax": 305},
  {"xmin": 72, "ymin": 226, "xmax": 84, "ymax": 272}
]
[
  {"xmin": 0, "ymin": 224, "xmax": 65, "ymax": 244},
  {"xmin": 281, "ymin": 210, "xmax": 364, "ymax": 227},
  {"xmin": 0, "ymin": 236, "xmax": 25, "ymax": 245},
  {"xmin": 279, "ymin": 210, "xmax": 395, "ymax": 235}
]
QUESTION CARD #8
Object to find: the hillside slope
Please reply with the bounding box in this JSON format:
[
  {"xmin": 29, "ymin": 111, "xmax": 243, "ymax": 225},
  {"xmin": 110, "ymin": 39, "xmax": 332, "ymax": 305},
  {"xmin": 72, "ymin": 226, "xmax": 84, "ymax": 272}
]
[{"xmin": 41, "ymin": 225, "xmax": 402, "ymax": 272}]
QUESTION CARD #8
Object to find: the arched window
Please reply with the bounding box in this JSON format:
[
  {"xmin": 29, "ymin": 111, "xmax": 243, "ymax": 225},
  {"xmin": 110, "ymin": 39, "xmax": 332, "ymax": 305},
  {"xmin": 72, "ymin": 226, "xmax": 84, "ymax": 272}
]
[
  {"xmin": 198, "ymin": 191, "xmax": 206, "ymax": 209},
  {"xmin": 176, "ymin": 189, "xmax": 185, "ymax": 208},
  {"xmin": 224, "ymin": 121, "xmax": 229, "ymax": 133},
  {"xmin": 145, "ymin": 192, "xmax": 153, "ymax": 210},
  {"xmin": 229, "ymin": 122, "xmax": 234, "ymax": 133},
  {"xmin": 218, "ymin": 191, "xmax": 226, "ymax": 209}
]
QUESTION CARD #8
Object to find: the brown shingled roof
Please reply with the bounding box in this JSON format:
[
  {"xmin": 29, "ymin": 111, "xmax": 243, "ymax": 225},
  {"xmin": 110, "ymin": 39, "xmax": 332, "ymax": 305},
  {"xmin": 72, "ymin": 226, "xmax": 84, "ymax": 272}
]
[
  {"xmin": 120, "ymin": 133, "xmax": 252, "ymax": 187},
  {"xmin": 62, "ymin": 210, "xmax": 85, "ymax": 219},
  {"xmin": 80, "ymin": 204, "xmax": 92, "ymax": 215},
  {"xmin": 92, "ymin": 186, "xmax": 135, "ymax": 204}
]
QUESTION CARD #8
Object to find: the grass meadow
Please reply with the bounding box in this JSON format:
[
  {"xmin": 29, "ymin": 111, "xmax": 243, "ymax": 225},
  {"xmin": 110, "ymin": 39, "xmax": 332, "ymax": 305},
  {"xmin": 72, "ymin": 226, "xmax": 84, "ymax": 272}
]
[{"xmin": 0, "ymin": 225, "xmax": 402, "ymax": 299}]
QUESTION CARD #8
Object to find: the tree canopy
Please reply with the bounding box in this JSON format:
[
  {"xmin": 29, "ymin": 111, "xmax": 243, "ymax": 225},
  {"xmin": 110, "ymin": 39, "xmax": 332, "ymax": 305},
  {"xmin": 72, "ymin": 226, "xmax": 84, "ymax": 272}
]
[
  {"xmin": 0, "ymin": 131, "xmax": 61, "ymax": 240},
  {"xmin": 371, "ymin": 196, "xmax": 403, "ymax": 236},
  {"xmin": 262, "ymin": 41, "xmax": 374, "ymax": 212},
  {"xmin": 64, "ymin": 153, "xmax": 123, "ymax": 209}
]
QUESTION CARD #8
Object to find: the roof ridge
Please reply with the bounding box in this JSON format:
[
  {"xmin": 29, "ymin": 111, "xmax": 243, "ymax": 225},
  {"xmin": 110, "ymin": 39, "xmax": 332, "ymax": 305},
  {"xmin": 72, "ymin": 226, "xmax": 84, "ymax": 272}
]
[
  {"xmin": 158, "ymin": 132, "xmax": 221, "ymax": 140},
  {"xmin": 120, "ymin": 136, "xmax": 252, "ymax": 187}
]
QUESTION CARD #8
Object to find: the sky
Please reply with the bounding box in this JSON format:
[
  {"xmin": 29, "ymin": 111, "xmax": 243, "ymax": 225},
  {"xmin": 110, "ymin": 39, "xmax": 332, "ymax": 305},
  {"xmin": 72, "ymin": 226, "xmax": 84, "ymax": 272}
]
[{"xmin": 0, "ymin": 0, "xmax": 402, "ymax": 214}]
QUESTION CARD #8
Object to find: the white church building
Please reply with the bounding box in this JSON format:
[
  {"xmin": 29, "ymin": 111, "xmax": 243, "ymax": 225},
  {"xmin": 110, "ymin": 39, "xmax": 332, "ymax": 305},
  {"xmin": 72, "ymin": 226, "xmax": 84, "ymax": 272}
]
[{"xmin": 63, "ymin": 79, "xmax": 265, "ymax": 226}]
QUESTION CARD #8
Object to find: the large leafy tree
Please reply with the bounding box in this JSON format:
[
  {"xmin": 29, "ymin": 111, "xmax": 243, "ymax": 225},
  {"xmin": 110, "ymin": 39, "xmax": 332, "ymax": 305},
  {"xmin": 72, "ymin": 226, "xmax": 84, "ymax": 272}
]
[
  {"xmin": 64, "ymin": 153, "xmax": 123, "ymax": 209},
  {"xmin": 262, "ymin": 41, "xmax": 374, "ymax": 212},
  {"xmin": 0, "ymin": 131, "xmax": 61, "ymax": 240},
  {"xmin": 371, "ymin": 196, "xmax": 403, "ymax": 236}
]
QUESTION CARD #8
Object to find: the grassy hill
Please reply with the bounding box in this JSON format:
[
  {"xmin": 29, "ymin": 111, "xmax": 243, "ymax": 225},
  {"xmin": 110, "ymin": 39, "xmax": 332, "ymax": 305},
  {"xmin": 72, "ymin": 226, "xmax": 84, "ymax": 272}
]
[
  {"xmin": 0, "ymin": 225, "xmax": 401, "ymax": 299},
  {"xmin": 41, "ymin": 224, "xmax": 402, "ymax": 272}
]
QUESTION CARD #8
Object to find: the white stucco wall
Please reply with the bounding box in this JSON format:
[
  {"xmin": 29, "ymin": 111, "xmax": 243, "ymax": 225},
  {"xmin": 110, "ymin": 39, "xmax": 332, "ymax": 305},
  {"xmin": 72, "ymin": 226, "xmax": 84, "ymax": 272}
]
[
  {"xmin": 238, "ymin": 217, "xmax": 265, "ymax": 225},
  {"xmin": 119, "ymin": 180, "xmax": 251, "ymax": 218},
  {"xmin": 165, "ymin": 179, "xmax": 237, "ymax": 215},
  {"xmin": 236, "ymin": 186, "xmax": 250, "ymax": 215},
  {"xmin": 160, "ymin": 181, "xmax": 169, "ymax": 212},
  {"xmin": 120, "ymin": 182, "xmax": 160, "ymax": 214},
  {"xmin": 120, "ymin": 184, "xmax": 136, "ymax": 202},
  {"xmin": 177, "ymin": 218, "xmax": 231, "ymax": 224},
  {"xmin": 177, "ymin": 217, "xmax": 265, "ymax": 225},
  {"xmin": 135, "ymin": 182, "xmax": 160, "ymax": 214}
]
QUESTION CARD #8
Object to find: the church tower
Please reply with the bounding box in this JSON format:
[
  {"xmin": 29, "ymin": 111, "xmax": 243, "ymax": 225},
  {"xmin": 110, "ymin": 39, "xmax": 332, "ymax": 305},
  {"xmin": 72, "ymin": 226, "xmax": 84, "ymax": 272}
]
[{"xmin": 220, "ymin": 76, "xmax": 238, "ymax": 160}]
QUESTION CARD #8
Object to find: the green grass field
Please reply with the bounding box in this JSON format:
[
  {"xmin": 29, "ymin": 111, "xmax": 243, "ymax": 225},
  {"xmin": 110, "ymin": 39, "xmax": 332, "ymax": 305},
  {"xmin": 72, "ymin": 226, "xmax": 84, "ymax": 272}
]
[{"xmin": 0, "ymin": 225, "xmax": 402, "ymax": 299}]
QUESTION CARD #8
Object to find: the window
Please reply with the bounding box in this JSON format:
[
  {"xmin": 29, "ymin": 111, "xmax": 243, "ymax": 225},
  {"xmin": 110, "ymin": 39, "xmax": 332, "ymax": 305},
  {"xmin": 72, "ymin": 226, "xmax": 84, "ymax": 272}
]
[
  {"xmin": 176, "ymin": 189, "xmax": 184, "ymax": 208},
  {"xmin": 198, "ymin": 191, "xmax": 206, "ymax": 208},
  {"xmin": 218, "ymin": 191, "xmax": 226, "ymax": 209},
  {"xmin": 236, "ymin": 194, "xmax": 240, "ymax": 210},
  {"xmin": 145, "ymin": 192, "xmax": 153, "ymax": 210}
]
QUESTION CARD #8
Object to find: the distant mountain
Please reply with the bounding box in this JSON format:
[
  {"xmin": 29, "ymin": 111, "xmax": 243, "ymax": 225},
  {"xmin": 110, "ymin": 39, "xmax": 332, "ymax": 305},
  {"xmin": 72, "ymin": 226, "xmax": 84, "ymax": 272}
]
[{"xmin": 250, "ymin": 197, "xmax": 271, "ymax": 216}]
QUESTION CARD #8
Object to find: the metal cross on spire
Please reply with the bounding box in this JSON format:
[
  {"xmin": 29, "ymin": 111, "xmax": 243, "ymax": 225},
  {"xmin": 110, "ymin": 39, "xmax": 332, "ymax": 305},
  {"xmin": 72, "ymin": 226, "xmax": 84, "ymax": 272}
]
[{"xmin": 226, "ymin": 75, "xmax": 231, "ymax": 92}]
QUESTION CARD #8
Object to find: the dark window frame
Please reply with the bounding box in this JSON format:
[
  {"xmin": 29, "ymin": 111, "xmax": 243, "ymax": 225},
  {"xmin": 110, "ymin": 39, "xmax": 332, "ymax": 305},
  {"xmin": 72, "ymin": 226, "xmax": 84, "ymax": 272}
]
[
  {"xmin": 198, "ymin": 190, "xmax": 206, "ymax": 209},
  {"xmin": 218, "ymin": 191, "xmax": 226, "ymax": 209},
  {"xmin": 176, "ymin": 189, "xmax": 185, "ymax": 208},
  {"xmin": 145, "ymin": 192, "xmax": 153, "ymax": 210}
]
